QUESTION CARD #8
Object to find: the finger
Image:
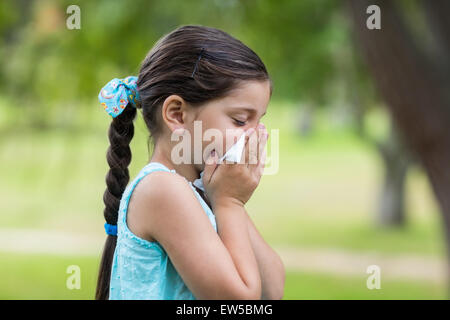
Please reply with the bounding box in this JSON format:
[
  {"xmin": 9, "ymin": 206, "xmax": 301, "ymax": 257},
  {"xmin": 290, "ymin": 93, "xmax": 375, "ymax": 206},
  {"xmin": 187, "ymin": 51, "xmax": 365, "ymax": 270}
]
[
  {"xmin": 253, "ymin": 123, "xmax": 267, "ymax": 167},
  {"xmin": 257, "ymin": 123, "xmax": 268, "ymax": 162},
  {"xmin": 258, "ymin": 148, "xmax": 267, "ymax": 176},
  {"xmin": 258, "ymin": 133, "xmax": 268, "ymax": 166},
  {"xmin": 202, "ymin": 149, "xmax": 219, "ymax": 184},
  {"xmin": 239, "ymin": 127, "xmax": 255, "ymax": 165},
  {"xmin": 248, "ymin": 123, "xmax": 265, "ymax": 168},
  {"xmin": 247, "ymin": 131, "xmax": 259, "ymax": 167},
  {"xmin": 253, "ymin": 122, "xmax": 268, "ymax": 176}
]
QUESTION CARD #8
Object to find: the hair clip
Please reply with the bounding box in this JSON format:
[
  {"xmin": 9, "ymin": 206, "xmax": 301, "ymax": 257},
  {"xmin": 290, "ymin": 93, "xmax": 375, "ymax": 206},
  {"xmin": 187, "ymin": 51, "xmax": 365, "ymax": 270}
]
[{"xmin": 191, "ymin": 47, "xmax": 205, "ymax": 78}]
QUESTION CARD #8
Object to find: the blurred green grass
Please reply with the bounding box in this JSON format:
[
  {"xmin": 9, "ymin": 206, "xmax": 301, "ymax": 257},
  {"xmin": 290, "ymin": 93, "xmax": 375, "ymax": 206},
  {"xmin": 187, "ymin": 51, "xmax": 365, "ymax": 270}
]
[
  {"xmin": 283, "ymin": 269, "xmax": 446, "ymax": 299},
  {"xmin": 0, "ymin": 252, "xmax": 98, "ymax": 299},
  {"xmin": 0, "ymin": 252, "xmax": 445, "ymax": 299},
  {"xmin": 0, "ymin": 101, "xmax": 444, "ymax": 255},
  {"xmin": 0, "ymin": 100, "xmax": 446, "ymax": 299}
]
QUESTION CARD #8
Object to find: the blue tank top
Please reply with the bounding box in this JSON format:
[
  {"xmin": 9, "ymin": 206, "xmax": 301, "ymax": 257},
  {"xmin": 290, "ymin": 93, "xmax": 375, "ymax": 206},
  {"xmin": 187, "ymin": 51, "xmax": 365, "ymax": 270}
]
[{"xmin": 109, "ymin": 161, "xmax": 217, "ymax": 300}]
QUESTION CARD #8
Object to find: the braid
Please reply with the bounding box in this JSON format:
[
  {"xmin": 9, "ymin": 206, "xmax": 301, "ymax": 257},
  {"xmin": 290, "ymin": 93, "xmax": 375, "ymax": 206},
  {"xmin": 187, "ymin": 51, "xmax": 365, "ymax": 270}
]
[
  {"xmin": 96, "ymin": 105, "xmax": 137, "ymax": 300},
  {"xmin": 103, "ymin": 106, "xmax": 136, "ymax": 225}
]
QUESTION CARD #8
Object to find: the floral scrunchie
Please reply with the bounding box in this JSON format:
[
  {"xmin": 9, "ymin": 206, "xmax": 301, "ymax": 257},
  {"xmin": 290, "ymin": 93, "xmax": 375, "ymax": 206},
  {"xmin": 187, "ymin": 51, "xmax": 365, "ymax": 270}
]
[{"xmin": 98, "ymin": 76, "xmax": 141, "ymax": 118}]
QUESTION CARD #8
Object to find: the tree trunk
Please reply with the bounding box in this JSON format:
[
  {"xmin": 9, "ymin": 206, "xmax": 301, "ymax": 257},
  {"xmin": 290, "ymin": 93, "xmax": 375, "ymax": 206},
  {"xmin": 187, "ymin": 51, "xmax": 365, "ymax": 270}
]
[
  {"xmin": 348, "ymin": 0, "xmax": 450, "ymax": 288},
  {"xmin": 376, "ymin": 124, "xmax": 412, "ymax": 227},
  {"xmin": 296, "ymin": 103, "xmax": 313, "ymax": 137}
]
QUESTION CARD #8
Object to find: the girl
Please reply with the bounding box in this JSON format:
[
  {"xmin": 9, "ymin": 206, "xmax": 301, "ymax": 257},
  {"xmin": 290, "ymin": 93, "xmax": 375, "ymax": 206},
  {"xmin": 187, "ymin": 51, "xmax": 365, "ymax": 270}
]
[{"xmin": 96, "ymin": 25, "xmax": 285, "ymax": 300}]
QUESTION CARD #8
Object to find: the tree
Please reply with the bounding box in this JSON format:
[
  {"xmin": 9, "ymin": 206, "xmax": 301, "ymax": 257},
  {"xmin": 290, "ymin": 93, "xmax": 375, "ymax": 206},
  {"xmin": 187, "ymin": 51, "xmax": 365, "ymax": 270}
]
[{"xmin": 348, "ymin": 0, "xmax": 450, "ymax": 288}]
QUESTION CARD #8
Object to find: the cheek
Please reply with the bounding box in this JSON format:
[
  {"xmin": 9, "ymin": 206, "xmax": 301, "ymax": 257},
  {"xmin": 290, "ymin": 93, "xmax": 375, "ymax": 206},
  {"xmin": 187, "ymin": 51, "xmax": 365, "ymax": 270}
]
[
  {"xmin": 196, "ymin": 112, "xmax": 244, "ymax": 158},
  {"xmin": 200, "ymin": 125, "xmax": 227, "ymax": 157},
  {"xmin": 196, "ymin": 116, "xmax": 226, "ymax": 154}
]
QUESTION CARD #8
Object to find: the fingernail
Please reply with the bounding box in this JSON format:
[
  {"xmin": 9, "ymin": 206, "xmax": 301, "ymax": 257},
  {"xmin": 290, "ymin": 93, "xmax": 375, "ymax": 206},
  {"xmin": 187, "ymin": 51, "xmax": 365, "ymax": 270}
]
[
  {"xmin": 206, "ymin": 150, "xmax": 216, "ymax": 164},
  {"xmin": 247, "ymin": 128, "xmax": 255, "ymax": 135}
]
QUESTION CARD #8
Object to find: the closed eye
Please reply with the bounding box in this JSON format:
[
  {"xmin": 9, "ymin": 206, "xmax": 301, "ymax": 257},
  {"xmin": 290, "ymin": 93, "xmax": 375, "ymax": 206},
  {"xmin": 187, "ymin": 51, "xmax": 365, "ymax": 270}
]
[{"xmin": 233, "ymin": 118, "xmax": 247, "ymax": 126}]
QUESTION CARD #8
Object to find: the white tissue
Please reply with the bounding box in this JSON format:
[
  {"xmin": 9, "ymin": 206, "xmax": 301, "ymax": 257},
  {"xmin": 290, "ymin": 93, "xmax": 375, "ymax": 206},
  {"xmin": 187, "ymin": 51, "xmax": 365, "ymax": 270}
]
[
  {"xmin": 192, "ymin": 132, "xmax": 246, "ymax": 192},
  {"xmin": 193, "ymin": 171, "xmax": 205, "ymax": 192},
  {"xmin": 218, "ymin": 132, "xmax": 246, "ymax": 164}
]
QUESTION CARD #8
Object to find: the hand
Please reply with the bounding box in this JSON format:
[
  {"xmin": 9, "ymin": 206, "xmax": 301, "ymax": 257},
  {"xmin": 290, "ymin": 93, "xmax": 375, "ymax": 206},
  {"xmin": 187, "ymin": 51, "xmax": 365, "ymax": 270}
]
[{"xmin": 202, "ymin": 123, "xmax": 268, "ymax": 209}]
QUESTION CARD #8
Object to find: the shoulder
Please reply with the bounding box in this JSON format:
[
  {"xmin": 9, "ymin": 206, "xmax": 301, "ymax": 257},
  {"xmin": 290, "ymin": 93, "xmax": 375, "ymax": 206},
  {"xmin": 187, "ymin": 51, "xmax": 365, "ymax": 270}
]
[
  {"xmin": 126, "ymin": 169, "xmax": 255, "ymax": 299},
  {"xmin": 134, "ymin": 169, "xmax": 194, "ymax": 204},
  {"xmin": 128, "ymin": 169, "xmax": 202, "ymax": 237}
]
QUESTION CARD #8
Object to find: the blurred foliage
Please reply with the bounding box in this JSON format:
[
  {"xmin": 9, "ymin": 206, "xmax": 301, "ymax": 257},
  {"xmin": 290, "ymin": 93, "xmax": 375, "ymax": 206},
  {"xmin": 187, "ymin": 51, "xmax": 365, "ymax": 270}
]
[
  {"xmin": 0, "ymin": 0, "xmax": 378, "ymax": 128},
  {"xmin": 0, "ymin": 1, "xmax": 446, "ymax": 300}
]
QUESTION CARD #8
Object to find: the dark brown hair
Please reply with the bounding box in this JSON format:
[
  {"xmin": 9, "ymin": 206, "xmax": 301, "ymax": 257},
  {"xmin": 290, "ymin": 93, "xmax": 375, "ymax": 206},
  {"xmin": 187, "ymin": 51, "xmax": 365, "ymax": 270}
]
[{"xmin": 95, "ymin": 24, "xmax": 272, "ymax": 300}]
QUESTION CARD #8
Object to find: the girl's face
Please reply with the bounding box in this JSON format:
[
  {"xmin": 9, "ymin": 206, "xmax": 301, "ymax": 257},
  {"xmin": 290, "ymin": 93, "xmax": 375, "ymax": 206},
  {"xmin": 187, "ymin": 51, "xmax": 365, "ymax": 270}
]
[{"xmin": 187, "ymin": 80, "xmax": 271, "ymax": 171}]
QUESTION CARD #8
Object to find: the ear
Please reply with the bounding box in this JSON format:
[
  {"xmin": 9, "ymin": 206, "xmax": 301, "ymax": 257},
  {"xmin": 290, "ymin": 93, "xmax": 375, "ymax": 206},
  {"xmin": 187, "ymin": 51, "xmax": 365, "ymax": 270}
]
[{"xmin": 161, "ymin": 94, "xmax": 189, "ymax": 133}]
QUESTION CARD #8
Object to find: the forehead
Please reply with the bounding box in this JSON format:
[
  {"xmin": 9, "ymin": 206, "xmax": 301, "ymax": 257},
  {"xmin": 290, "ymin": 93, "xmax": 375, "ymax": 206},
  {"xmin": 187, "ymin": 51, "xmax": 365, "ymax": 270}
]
[
  {"xmin": 224, "ymin": 80, "xmax": 271, "ymax": 112},
  {"xmin": 193, "ymin": 80, "xmax": 271, "ymax": 117},
  {"xmin": 200, "ymin": 81, "xmax": 270, "ymax": 117}
]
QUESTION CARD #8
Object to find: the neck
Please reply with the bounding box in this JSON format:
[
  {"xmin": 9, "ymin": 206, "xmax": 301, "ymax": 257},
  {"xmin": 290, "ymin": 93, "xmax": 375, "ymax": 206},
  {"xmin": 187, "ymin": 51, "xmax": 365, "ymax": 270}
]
[{"xmin": 149, "ymin": 141, "xmax": 201, "ymax": 184}]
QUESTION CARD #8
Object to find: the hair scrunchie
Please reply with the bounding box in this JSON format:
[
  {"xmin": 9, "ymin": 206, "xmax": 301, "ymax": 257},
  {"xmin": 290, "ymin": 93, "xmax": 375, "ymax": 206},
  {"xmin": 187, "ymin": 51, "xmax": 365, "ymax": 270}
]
[
  {"xmin": 104, "ymin": 222, "xmax": 118, "ymax": 236},
  {"xmin": 98, "ymin": 76, "xmax": 141, "ymax": 118}
]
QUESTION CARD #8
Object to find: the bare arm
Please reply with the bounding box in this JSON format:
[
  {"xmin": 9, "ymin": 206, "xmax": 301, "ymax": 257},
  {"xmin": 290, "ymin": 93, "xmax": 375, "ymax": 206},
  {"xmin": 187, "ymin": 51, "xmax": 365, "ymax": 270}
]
[
  {"xmin": 135, "ymin": 171, "xmax": 262, "ymax": 300},
  {"xmin": 245, "ymin": 210, "xmax": 285, "ymax": 300},
  {"xmin": 213, "ymin": 199, "xmax": 262, "ymax": 298}
]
